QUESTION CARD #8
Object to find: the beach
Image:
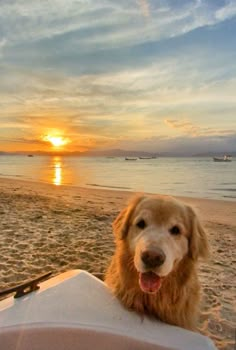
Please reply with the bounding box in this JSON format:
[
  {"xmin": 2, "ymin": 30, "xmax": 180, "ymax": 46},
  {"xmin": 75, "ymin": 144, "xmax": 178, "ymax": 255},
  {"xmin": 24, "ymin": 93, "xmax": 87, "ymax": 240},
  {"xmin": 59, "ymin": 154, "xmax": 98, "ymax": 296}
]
[{"xmin": 0, "ymin": 177, "xmax": 235, "ymax": 349}]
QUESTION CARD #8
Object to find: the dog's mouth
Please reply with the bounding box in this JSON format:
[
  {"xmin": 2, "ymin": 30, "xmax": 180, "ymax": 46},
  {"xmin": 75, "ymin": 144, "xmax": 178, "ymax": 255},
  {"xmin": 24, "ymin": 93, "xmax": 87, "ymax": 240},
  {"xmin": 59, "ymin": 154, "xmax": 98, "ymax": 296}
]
[{"xmin": 139, "ymin": 271, "xmax": 163, "ymax": 294}]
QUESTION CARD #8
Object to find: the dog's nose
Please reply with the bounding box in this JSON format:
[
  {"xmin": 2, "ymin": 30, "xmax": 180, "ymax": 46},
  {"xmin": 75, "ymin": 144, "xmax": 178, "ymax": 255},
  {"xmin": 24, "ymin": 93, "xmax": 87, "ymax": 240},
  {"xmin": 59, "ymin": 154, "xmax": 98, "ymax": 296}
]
[{"xmin": 141, "ymin": 249, "xmax": 166, "ymax": 268}]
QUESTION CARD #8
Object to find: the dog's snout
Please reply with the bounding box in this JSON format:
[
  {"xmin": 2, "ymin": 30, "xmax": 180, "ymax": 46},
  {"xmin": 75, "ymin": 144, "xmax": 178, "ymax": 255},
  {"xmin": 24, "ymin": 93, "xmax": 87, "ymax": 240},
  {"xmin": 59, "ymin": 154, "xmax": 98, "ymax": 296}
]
[{"xmin": 141, "ymin": 249, "xmax": 166, "ymax": 268}]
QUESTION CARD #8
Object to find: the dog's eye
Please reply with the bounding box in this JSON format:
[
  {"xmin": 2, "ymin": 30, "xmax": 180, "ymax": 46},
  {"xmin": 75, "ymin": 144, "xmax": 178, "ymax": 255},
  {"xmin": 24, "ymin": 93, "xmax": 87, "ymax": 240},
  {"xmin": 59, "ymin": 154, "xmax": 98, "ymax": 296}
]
[
  {"xmin": 169, "ymin": 225, "xmax": 180, "ymax": 235},
  {"xmin": 136, "ymin": 219, "xmax": 146, "ymax": 229}
]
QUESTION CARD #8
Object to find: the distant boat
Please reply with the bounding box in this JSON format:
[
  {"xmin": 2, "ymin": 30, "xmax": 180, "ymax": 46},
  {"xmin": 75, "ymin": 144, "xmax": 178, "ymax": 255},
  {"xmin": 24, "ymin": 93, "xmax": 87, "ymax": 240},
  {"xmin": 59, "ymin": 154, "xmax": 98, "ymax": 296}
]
[
  {"xmin": 125, "ymin": 157, "xmax": 138, "ymax": 161},
  {"xmin": 139, "ymin": 156, "xmax": 157, "ymax": 159},
  {"xmin": 27, "ymin": 154, "xmax": 34, "ymax": 157},
  {"xmin": 213, "ymin": 155, "xmax": 232, "ymax": 162}
]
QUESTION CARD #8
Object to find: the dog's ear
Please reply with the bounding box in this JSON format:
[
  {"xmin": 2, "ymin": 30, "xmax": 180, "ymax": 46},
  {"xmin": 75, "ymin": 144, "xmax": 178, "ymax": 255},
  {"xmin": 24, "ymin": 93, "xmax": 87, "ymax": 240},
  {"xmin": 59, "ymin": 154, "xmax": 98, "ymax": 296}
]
[
  {"xmin": 113, "ymin": 195, "xmax": 145, "ymax": 240},
  {"xmin": 187, "ymin": 206, "xmax": 209, "ymax": 261}
]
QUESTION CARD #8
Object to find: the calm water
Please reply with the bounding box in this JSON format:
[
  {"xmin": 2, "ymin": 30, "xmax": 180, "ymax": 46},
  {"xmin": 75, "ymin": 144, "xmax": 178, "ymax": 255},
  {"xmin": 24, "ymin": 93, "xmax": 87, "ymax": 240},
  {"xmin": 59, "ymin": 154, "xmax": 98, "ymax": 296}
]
[{"xmin": 0, "ymin": 155, "xmax": 235, "ymax": 201}]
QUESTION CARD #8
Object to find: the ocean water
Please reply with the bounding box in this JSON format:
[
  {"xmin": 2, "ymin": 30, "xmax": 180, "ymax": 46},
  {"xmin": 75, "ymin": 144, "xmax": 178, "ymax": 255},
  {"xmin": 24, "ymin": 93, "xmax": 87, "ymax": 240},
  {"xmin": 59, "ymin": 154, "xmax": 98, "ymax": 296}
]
[{"xmin": 0, "ymin": 155, "xmax": 235, "ymax": 201}]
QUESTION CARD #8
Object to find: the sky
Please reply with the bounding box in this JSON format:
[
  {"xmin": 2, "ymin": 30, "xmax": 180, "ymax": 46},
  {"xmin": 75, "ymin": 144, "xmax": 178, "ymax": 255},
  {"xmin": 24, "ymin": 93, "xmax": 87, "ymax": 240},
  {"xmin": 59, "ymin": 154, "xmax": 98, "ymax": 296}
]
[{"xmin": 0, "ymin": 0, "xmax": 236, "ymax": 155}]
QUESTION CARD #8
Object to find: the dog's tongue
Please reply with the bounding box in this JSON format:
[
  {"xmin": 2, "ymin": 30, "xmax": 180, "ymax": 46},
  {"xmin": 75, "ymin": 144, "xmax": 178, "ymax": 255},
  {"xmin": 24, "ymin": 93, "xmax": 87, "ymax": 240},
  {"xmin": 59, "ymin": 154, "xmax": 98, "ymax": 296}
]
[{"xmin": 139, "ymin": 272, "xmax": 162, "ymax": 293}]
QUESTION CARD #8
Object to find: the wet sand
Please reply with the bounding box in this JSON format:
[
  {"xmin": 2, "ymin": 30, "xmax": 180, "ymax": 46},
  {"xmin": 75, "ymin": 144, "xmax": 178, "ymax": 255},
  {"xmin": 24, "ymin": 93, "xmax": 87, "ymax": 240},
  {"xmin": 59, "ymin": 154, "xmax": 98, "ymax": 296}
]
[{"xmin": 0, "ymin": 177, "xmax": 235, "ymax": 349}]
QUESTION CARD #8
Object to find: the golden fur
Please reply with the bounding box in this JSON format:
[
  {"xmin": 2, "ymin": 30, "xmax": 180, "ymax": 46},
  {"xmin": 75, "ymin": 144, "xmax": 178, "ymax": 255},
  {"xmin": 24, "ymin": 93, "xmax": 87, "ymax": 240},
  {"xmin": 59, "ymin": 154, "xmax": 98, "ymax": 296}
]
[{"xmin": 105, "ymin": 195, "xmax": 209, "ymax": 330}]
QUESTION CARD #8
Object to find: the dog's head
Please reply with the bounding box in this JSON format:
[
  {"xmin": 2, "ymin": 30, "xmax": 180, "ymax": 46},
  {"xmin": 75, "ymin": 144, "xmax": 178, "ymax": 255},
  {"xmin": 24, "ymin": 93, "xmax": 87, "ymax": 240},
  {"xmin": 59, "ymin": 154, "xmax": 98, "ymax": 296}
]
[{"xmin": 113, "ymin": 195, "xmax": 209, "ymax": 294}]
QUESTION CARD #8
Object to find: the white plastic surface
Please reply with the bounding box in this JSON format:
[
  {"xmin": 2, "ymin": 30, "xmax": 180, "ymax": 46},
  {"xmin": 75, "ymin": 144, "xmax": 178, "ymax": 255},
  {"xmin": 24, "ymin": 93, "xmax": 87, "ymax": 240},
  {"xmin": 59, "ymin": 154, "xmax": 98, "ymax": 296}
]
[{"xmin": 0, "ymin": 270, "xmax": 217, "ymax": 350}]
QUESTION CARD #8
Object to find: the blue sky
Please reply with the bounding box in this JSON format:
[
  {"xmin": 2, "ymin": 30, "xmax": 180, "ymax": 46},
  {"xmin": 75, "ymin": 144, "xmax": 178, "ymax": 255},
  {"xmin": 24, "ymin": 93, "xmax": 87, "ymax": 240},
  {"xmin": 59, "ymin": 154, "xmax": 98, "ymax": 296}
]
[{"xmin": 0, "ymin": 0, "xmax": 236, "ymax": 154}]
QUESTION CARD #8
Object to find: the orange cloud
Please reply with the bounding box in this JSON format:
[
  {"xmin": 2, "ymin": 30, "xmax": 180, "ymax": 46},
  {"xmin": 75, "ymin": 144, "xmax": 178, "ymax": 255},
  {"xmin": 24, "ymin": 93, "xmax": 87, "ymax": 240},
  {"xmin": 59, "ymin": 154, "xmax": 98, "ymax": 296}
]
[
  {"xmin": 164, "ymin": 119, "xmax": 201, "ymax": 136},
  {"xmin": 164, "ymin": 119, "xmax": 235, "ymax": 138}
]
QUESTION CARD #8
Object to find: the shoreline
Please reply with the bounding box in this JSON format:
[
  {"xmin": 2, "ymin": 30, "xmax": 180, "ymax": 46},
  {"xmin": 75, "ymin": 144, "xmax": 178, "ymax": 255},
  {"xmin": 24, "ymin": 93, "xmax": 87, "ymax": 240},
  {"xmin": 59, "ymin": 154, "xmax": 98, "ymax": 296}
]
[
  {"xmin": 0, "ymin": 176, "xmax": 235, "ymax": 224},
  {"xmin": 0, "ymin": 177, "xmax": 235, "ymax": 349},
  {"xmin": 0, "ymin": 153, "xmax": 236, "ymax": 202}
]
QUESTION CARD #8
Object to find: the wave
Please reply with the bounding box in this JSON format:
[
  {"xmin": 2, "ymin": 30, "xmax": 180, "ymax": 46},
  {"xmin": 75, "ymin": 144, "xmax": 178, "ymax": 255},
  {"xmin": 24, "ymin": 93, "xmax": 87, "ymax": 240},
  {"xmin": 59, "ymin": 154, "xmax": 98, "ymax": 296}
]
[
  {"xmin": 219, "ymin": 182, "xmax": 236, "ymax": 185},
  {"xmin": 86, "ymin": 183, "xmax": 131, "ymax": 190},
  {"xmin": 212, "ymin": 188, "xmax": 236, "ymax": 192}
]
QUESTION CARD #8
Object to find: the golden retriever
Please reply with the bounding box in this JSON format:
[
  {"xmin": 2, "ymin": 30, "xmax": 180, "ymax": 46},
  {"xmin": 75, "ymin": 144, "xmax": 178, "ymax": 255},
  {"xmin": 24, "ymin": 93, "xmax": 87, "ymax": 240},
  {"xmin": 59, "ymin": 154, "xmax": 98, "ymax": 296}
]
[{"xmin": 105, "ymin": 194, "xmax": 209, "ymax": 330}]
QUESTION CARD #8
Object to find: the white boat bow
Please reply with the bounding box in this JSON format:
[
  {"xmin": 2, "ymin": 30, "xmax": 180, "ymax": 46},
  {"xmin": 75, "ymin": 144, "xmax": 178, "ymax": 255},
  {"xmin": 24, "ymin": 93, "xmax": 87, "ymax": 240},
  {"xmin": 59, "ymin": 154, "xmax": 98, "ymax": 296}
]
[{"xmin": 0, "ymin": 270, "xmax": 217, "ymax": 350}]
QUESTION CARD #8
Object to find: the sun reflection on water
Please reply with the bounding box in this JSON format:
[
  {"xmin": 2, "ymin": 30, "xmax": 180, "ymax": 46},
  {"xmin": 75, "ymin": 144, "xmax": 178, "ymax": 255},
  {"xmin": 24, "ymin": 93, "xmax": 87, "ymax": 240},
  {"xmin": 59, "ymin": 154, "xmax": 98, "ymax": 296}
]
[
  {"xmin": 53, "ymin": 157, "xmax": 62, "ymax": 186},
  {"xmin": 40, "ymin": 156, "xmax": 90, "ymax": 187}
]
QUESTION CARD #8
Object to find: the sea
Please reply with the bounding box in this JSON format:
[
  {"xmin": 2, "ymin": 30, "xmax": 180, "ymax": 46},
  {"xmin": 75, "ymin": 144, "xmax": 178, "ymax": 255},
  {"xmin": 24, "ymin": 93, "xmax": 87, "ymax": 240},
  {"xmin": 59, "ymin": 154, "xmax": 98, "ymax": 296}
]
[{"xmin": 0, "ymin": 155, "xmax": 235, "ymax": 201}]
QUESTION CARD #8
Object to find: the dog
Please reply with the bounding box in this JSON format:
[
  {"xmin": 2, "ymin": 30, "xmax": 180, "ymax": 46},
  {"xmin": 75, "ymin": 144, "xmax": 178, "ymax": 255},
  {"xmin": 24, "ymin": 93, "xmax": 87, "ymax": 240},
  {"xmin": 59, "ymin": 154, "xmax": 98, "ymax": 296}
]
[{"xmin": 105, "ymin": 194, "xmax": 209, "ymax": 330}]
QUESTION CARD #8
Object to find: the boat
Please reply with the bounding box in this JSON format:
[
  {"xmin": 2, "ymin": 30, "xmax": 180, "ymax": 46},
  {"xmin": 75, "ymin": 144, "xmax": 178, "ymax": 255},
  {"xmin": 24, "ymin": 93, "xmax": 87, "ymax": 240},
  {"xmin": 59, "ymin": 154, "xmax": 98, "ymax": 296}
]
[
  {"xmin": 125, "ymin": 157, "xmax": 138, "ymax": 161},
  {"xmin": 139, "ymin": 156, "xmax": 158, "ymax": 159},
  {"xmin": 27, "ymin": 154, "xmax": 34, "ymax": 157},
  {"xmin": 139, "ymin": 157, "xmax": 153, "ymax": 159},
  {"xmin": 213, "ymin": 155, "xmax": 232, "ymax": 162},
  {"xmin": 0, "ymin": 270, "xmax": 216, "ymax": 350}
]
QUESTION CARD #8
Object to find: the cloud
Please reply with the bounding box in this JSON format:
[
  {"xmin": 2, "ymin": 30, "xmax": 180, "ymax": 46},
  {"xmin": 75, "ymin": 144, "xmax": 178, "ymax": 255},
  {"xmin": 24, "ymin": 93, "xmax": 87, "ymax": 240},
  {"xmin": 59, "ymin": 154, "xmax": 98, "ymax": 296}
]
[
  {"xmin": 0, "ymin": 38, "xmax": 7, "ymax": 48},
  {"xmin": 1, "ymin": 55, "xmax": 235, "ymax": 146},
  {"xmin": 0, "ymin": 137, "xmax": 45, "ymax": 145},
  {"xmin": 164, "ymin": 119, "xmax": 236, "ymax": 137},
  {"xmin": 215, "ymin": 1, "xmax": 236, "ymax": 20},
  {"xmin": 0, "ymin": 1, "xmax": 236, "ymax": 154},
  {"xmin": 164, "ymin": 119, "xmax": 201, "ymax": 136},
  {"xmin": 0, "ymin": 0, "xmax": 235, "ymax": 52},
  {"xmin": 112, "ymin": 132, "xmax": 236, "ymax": 155},
  {"xmin": 165, "ymin": 119, "xmax": 194, "ymax": 129},
  {"xmin": 0, "ymin": 38, "xmax": 7, "ymax": 56},
  {"xmin": 138, "ymin": 0, "xmax": 150, "ymax": 18}
]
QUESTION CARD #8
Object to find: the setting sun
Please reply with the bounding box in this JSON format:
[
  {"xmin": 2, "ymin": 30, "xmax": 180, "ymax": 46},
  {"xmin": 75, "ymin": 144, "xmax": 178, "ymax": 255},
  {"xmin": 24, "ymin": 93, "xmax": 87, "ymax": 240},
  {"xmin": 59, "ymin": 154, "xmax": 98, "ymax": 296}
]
[{"xmin": 43, "ymin": 135, "xmax": 70, "ymax": 148}]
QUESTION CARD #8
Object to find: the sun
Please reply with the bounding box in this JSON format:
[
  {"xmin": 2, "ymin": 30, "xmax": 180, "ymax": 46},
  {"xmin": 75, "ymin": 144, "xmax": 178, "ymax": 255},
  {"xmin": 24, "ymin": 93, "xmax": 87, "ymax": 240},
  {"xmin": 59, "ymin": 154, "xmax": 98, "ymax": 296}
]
[
  {"xmin": 43, "ymin": 134, "xmax": 70, "ymax": 148},
  {"xmin": 47, "ymin": 136, "xmax": 66, "ymax": 147}
]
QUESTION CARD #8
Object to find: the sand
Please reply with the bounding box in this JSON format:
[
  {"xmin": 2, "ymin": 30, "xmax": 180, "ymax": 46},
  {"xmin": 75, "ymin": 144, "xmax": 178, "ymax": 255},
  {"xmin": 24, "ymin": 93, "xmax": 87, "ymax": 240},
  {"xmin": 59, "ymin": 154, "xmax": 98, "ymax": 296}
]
[{"xmin": 0, "ymin": 177, "xmax": 235, "ymax": 349}]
